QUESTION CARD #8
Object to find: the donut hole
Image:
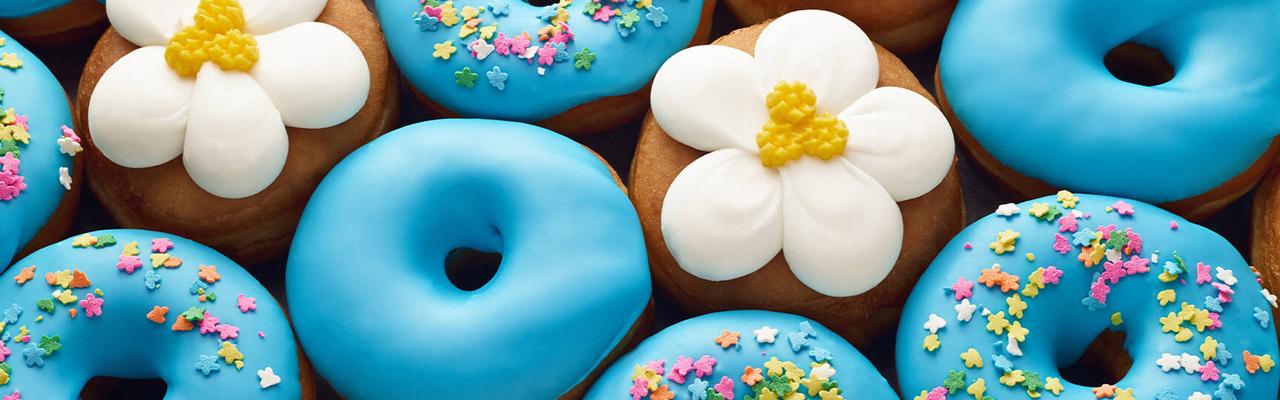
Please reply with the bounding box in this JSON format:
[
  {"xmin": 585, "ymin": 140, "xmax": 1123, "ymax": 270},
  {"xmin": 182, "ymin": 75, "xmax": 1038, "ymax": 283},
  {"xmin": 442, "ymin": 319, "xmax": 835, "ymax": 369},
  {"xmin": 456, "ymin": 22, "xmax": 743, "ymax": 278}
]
[
  {"xmin": 445, "ymin": 247, "xmax": 503, "ymax": 291},
  {"xmin": 80, "ymin": 377, "xmax": 167, "ymax": 398},
  {"xmin": 1104, "ymin": 42, "xmax": 1175, "ymax": 87},
  {"xmin": 1059, "ymin": 330, "xmax": 1134, "ymax": 388}
]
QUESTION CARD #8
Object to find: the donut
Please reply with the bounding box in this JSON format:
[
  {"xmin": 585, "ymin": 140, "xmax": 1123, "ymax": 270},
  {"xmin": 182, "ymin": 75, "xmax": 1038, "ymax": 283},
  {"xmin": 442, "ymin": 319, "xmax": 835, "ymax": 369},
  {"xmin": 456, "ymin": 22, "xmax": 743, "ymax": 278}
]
[
  {"xmin": 584, "ymin": 311, "xmax": 897, "ymax": 400},
  {"xmin": 1248, "ymin": 169, "xmax": 1280, "ymax": 328},
  {"xmin": 0, "ymin": 31, "xmax": 81, "ymax": 266},
  {"xmin": 75, "ymin": 0, "xmax": 397, "ymax": 263},
  {"xmin": 0, "ymin": 229, "xmax": 311, "ymax": 398},
  {"xmin": 374, "ymin": 0, "xmax": 715, "ymax": 135},
  {"xmin": 897, "ymin": 193, "xmax": 1279, "ymax": 399},
  {"xmin": 0, "ymin": 0, "xmax": 105, "ymax": 46},
  {"xmin": 936, "ymin": 0, "xmax": 1280, "ymax": 220},
  {"xmin": 631, "ymin": 10, "xmax": 962, "ymax": 347},
  {"xmin": 287, "ymin": 119, "xmax": 652, "ymax": 398},
  {"xmin": 721, "ymin": 0, "xmax": 955, "ymax": 54}
]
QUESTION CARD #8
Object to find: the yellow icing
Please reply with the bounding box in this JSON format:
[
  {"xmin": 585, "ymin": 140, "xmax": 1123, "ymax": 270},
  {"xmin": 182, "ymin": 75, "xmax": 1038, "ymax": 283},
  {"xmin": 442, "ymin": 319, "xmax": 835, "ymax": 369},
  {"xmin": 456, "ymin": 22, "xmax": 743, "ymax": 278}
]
[
  {"xmin": 756, "ymin": 81, "xmax": 849, "ymax": 168},
  {"xmin": 165, "ymin": 0, "xmax": 259, "ymax": 77}
]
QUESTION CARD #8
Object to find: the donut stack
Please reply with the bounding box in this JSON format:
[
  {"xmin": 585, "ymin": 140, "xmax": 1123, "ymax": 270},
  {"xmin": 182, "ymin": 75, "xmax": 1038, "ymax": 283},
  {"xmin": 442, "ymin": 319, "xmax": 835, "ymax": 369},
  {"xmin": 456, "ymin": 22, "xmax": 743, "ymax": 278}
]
[{"xmin": 0, "ymin": 0, "xmax": 1277, "ymax": 399}]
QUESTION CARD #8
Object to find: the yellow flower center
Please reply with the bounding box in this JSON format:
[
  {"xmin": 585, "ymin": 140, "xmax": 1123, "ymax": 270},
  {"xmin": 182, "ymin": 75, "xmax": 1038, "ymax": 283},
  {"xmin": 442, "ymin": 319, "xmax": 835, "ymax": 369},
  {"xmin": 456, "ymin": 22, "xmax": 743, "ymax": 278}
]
[
  {"xmin": 755, "ymin": 81, "xmax": 849, "ymax": 168},
  {"xmin": 164, "ymin": 0, "xmax": 259, "ymax": 77}
]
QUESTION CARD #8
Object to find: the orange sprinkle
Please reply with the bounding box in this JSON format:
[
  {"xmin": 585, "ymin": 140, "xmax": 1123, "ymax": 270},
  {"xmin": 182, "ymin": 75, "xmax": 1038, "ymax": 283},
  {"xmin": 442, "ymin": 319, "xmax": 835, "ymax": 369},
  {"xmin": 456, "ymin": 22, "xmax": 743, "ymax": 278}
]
[
  {"xmin": 650, "ymin": 385, "xmax": 674, "ymax": 400},
  {"xmin": 978, "ymin": 265, "xmax": 1020, "ymax": 293},
  {"xmin": 147, "ymin": 306, "xmax": 169, "ymax": 324},
  {"xmin": 69, "ymin": 308, "xmax": 77, "ymax": 319},
  {"xmin": 44, "ymin": 272, "xmax": 57, "ymax": 285},
  {"xmin": 163, "ymin": 256, "xmax": 183, "ymax": 268},
  {"xmin": 198, "ymin": 265, "xmax": 221, "ymax": 283},
  {"xmin": 741, "ymin": 366, "xmax": 763, "ymax": 385},
  {"xmin": 1092, "ymin": 383, "xmax": 1116, "ymax": 398},
  {"xmin": 68, "ymin": 269, "xmax": 91, "ymax": 288},
  {"xmin": 714, "ymin": 330, "xmax": 741, "ymax": 348},
  {"xmin": 172, "ymin": 317, "xmax": 194, "ymax": 331},
  {"xmin": 1245, "ymin": 350, "xmax": 1260, "ymax": 374},
  {"xmin": 14, "ymin": 266, "xmax": 35, "ymax": 285}
]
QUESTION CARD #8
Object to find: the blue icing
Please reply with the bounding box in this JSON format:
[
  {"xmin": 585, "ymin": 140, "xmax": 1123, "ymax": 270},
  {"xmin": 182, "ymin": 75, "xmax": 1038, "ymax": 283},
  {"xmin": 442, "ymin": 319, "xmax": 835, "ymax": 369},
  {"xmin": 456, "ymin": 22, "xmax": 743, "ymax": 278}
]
[
  {"xmin": 896, "ymin": 194, "xmax": 1280, "ymax": 398},
  {"xmin": 0, "ymin": 0, "xmax": 72, "ymax": 19},
  {"xmin": 375, "ymin": 0, "xmax": 706, "ymax": 122},
  {"xmin": 938, "ymin": 0, "xmax": 1280, "ymax": 203},
  {"xmin": 583, "ymin": 311, "xmax": 898, "ymax": 400},
  {"xmin": 286, "ymin": 119, "xmax": 650, "ymax": 398},
  {"xmin": 0, "ymin": 31, "xmax": 74, "ymax": 266},
  {"xmin": 0, "ymin": 230, "xmax": 302, "ymax": 398}
]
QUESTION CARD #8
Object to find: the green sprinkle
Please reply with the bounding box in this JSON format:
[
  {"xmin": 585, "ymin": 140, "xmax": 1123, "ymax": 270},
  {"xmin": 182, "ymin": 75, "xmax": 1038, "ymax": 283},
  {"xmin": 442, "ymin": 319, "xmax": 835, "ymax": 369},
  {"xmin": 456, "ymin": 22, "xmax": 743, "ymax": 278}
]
[
  {"xmin": 454, "ymin": 67, "xmax": 478, "ymax": 88},
  {"xmin": 574, "ymin": 48, "xmax": 596, "ymax": 70},
  {"xmin": 35, "ymin": 299, "xmax": 54, "ymax": 313},
  {"xmin": 181, "ymin": 306, "xmax": 206, "ymax": 322}
]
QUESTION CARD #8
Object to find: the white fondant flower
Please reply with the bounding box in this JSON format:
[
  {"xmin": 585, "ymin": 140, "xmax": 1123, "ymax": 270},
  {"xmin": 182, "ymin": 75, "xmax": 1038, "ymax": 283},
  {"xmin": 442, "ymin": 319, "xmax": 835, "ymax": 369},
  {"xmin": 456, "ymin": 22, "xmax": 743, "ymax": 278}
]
[
  {"xmin": 88, "ymin": 0, "xmax": 369, "ymax": 198},
  {"xmin": 651, "ymin": 10, "xmax": 953, "ymax": 297}
]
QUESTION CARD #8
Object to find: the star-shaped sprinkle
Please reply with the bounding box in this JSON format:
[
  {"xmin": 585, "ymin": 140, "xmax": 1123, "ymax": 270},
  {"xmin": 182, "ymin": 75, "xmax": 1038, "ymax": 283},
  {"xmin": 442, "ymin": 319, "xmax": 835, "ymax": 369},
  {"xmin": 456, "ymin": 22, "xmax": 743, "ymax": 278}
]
[
  {"xmin": 1092, "ymin": 384, "xmax": 1116, "ymax": 398},
  {"xmin": 987, "ymin": 311, "xmax": 1010, "ymax": 335},
  {"xmin": 151, "ymin": 238, "xmax": 173, "ymax": 253},
  {"xmin": 1157, "ymin": 353, "xmax": 1183, "ymax": 372},
  {"xmin": 486, "ymin": 66, "xmax": 508, "ymax": 90},
  {"xmin": 645, "ymin": 6, "xmax": 668, "ymax": 27},
  {"xmin": 147, "ymin": 306, "xmax": 169, "ymax": 324},
  {"xmin": 1007, "ymin": 294, "xmax": 1028, "ymax": 319},
  {"xmin": 574, "ymin": 48, "xmax": 596, "ymax": 70},
  {"xmin": 753, "ymin": 326, "xmax": 778, "ymax": 343},
  {"xmin": 455, "ymin": 67, "xmax": 479, "ymax": 88},
  {"xmin": 922, "ymin": 334, "xmax": 940, "ymax": 351},
  {"xmin": 0, "ymin": 53, "xmax": 22, "ymax": 69},
  {"xmin": 923, "ymin": 314, "xmax": 946, "ymax": 334},
  {"xmin": 951, "ymin": 277, "xmax": 974, "ymax": 300},
  {"xmin": 1044, "ymin": 377, "xmax": 1064, "ymax": 395},
  {"xmin": 433, "ymin": 40, "xmax": 457, "ymax": 59},
  {"xmin": 961, "ymin": 348, "xmax": 983, "ymax": 368},
  {"xmin": 197, "ymin": 265, "xmax": 220, "ymax": 283},
  {"xmin": 989, "ymin": 230, "xmax": 1020, "ymax": 254},
  {"xmin": 79, "ymin": 293, "xmax": 103, "ymax": 318},
  {"xmin": 955, "ymin": 299, "xmax": 977, "ymax": 322},
  {"xmin": 258, "ymin": 367, "xmax": 281, "ymax": 388},
  {"xmin": 195, "ymin": 354, "xmax": 221, "ymax": 375},
  {"xmin": 714, "ymin": 330, "xmax": 740, "ymax": 348},
  {"xmin": 995, "ymin": 203, "xmax": 1020, "ymax": 217}
]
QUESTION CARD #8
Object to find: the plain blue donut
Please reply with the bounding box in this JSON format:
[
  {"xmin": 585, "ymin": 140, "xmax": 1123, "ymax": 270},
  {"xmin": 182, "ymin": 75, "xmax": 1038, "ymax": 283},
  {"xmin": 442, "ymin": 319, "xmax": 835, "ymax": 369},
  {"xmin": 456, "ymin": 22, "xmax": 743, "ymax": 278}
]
[
  {"xmin": 939, "ymin": 0, "xmax": 1280, "ymax": 203},
  {"xmin": 287, "ymin": 119, "xmax": 651, "ymax": 399}
]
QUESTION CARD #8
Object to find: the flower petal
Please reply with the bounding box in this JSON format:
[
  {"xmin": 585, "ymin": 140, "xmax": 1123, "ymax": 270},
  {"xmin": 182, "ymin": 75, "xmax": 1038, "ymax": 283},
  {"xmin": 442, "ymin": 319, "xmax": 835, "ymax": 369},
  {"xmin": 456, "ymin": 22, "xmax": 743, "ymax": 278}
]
[
  {"xmin": 252, "ymin": 22, "xmax": 369, "ymax": 129},
  {"xmin": 779, "ymin": 157, "xmax": 902, "ymax": 297},
  {"xmin": 754, "ymin": 9, "xmax": 878, "ymax": 112},
  {"xmin": 661, "ymin": 148, "xmax": 783, "ymax": 281},
  {"xmin": 88, "ymin": 46, "xmax": 192, "ymax": 168},
  {"xmin": 240, "ymin": 0, "xmax": 327, "ymax": 34},
  {"xmin": 651, "ymin": 45, "xmax": 767, "ymax": 153},
  {"xmin": 839, "ymin": 87, "xmax": 954, "ymax": 201},
  {"xmin": 183, "ymin": 67, "xmax": 289, "ymax": 199},
  {"xmin": 105, "ymin": 0, "xmax": 199, "ymax": 47}
]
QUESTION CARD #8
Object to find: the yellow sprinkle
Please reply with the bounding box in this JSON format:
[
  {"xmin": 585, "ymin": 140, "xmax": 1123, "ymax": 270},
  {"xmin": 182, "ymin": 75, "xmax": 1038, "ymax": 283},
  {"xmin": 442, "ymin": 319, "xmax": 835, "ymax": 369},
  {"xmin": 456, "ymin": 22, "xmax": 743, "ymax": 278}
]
[
  {"xmin": 1025, "ymin": 252, "xmax": 1036, "ymax": 261},
  {"xmin": 989, "ymin": 230, "xmax": 1020, "ymax": 255},
  {"xmin": 1056, "ymin": 190, "xmax": 1078, "ymax": 208},
  {"xmin": 999, "ymin": 370, "xmax": 1025, "ymax": 387},
  {"xmin": 95, "ymin": 288, "xmax": 104, "ymax": 297},
  {"xmin": 433, "ymin": 40, "xmax": 457, "ymax": 60},
  {"xmin": 1157, "ymin": 289, "xmax": 1177, "ymax": 306},
  {"xmin": 122, "ymin": 241, "xmax": 140, "ymax": 257},
  {"xmin": 967, "ymin": 378, "xmax": 986, "ymax": 398},
  {"xmin": 0, "ymin": 367, "xmax": 8, "ymax": 385},
  {"xmin": 1174, "ymin": 328, "xmax": 1194, "ymax": 342},
  {"xmin": 1201, "ymin": 336, "xmax": 1219, "ymax": 360},
  {"xmin": 1110, "ymin": 312, "xmax": 1123, "ymax": 326},
  {"xmin": 1158, "ymin": 271, "xmax": 1179, "ymax": 283},
  {"xmin": 34, "ymin": 315, "xmax": 42, "ymax": 322},
  {"xmin": 755, "ymin": 81, "xmax": 848, "ymax": 168},
  {"xmin": 479, "ymin": 24, "xmax": 498, "ymax": 40},
  {"xmin": 961, "ymin": 348, "xmax": 983, "ymax": 368},
  {"xmin": 1044, "ymin": 377, "xmax": 1064, "ymax": 395},
  {"xmin": 0, "ymin": 53, "xmax": 22, "ymax": 69},
  {"xmin": 922, "ymin": 334, "xmax": 940, "ymax": 352},
  {"xmin": 1028, "ymin": 203, "xmax": 1050, "ymax": 218}
]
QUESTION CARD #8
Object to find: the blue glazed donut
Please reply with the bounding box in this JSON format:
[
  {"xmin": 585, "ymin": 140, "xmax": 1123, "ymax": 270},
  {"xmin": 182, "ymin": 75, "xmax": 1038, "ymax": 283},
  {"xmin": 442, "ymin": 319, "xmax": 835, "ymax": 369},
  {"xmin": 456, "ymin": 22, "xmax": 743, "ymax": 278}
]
[
  {"xmin": 0, "ymin": 229, "xmax": 305, "ymax": 398},
  {"xmin": 897, "ymin": 193, "xmax": 1279, "ymax": 399},
  {"xmin": 938, "ymin": 0, "xmax": 1280, "ymax": 206},
  {"xmin": 287, "ymin": 119, "xmax": 651, "ymax": 398},
  {"xmin": 0, "ymin": 31, "xmax": 77, "ymax": 266},
  {"xmin": 374, "ymin": 0, "xmax": 710, "ymax": 129},
  {"xmin": 585, "ymin": 310, "xmax": 898, "ymax": 400}
]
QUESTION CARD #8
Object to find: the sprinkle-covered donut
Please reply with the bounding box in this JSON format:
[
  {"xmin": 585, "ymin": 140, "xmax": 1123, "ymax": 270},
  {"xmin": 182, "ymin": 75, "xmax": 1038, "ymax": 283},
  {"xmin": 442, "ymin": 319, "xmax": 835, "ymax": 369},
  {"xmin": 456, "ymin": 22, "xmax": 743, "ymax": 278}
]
[
  {"xmin": 0, "ymin": 31, "xmax": 79, "ymax": 266},
  {"xmin": 937, "ymin": 0, "xmax": 1280, "ymax": 219},
  {"xmin": 897, "ymin": 193, "xmax": 1279, "ymax": 399},
  {"xmin": 287, "ymin": 119, "xmax": 651, "ymax": 398},
  {"xmin": 0, "ymin": 230, "xmax": 307, "ymax": 398},
  {"xmin": 375, "ymin": 0, "xmax": 714, "ymax": 135},
  {"xmin": 585, "ymin": 311, "xmax": 897, "ymax": 400}
]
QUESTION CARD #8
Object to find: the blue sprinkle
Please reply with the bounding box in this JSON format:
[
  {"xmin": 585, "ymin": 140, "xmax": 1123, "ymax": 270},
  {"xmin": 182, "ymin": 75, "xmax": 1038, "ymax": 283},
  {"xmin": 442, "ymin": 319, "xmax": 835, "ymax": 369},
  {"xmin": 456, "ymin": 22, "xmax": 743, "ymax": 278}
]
[
  {"xmin": 486, "ymin": 66, "xmax": 508, "ymax": 91},
  {"xmin": 1163, "ymin": 261, "xmax": 1183, "ymax": 276},
  {"xmin": 1215, "ymin": 386, "xmax": 1237, "ymax": 400},
  {"xmin": 992, "ymin": 354, "xmax": 1013, "ymax": 373},
  {"xmin": 1071, "ymin": 229, "xmax": 1095, "ymax": 246},
  {"xmin": 190, "ymin": 280, "xmax": 208, "ymax": 295},
  {"xmin": 1204, "ymin": 296, "xmax": 1223, "ymax": 313},
  {"xmin": 1216, "ymin": 342, "xmax": 1232, "ymax": 366},
  {"xmin": 414, "ymin": 14, "xmax": 440, "ymax": 32},
  {"xmin": 551, "ymin": 42, "xmax": 570, "ymax": 63},
  {"xmin": 22, "ymin": 345, "xmax": 44, "ymax": 367},
  {"xmin": 488, "ymin": 0, "xmax": 509, "ymax": 16},
  {"xmin": 646, "ymin": 6, "xmax": 669, "ymax": 28},
  {"xmin": 1221, "ymin": 373, "xmax": 1244, "ymax": 390},
  {"xmin": 688, "ymin": 378, "xmax": 709, "ymax": 400},
  {"xmin": 3, "ymin": 304, "xmax": 21, "ymax": 324},
  {"xmin": 535, "ymin": 5, "xmax": 559, "ymax": 21},
  {"xmin": 145, "ymin": 269, "xmax": 162, "ymax": 290},
  {"xmin": 1082, "ymin": 296, "xmax": 1106, "ymax": 311},
  {"xmin": 787, "ymin": 331, "xmax": 809, "ymax": 352},
  {"xmin": 798, "ymin": 321, "xmax": 817, "ymax": 337},
  {"xmin": 1154, "ymin": 388, "xmax": 1177, "ymax": 400},
  {"xmin": 1255, "ymin": 307, "xmax": 1272, "ymax": 329},
  {"xmin": 808, "ymin": 346, "xmax": 833, "ymax": 362},
  {"xmin": 194, "ymin": 354, "xmax": 221, "ymax": 376}
]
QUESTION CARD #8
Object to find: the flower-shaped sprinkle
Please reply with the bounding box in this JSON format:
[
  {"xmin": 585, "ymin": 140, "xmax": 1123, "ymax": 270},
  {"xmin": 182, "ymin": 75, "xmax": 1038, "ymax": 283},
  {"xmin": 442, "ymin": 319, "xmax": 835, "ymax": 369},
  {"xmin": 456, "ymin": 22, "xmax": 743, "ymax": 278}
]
[
  {"xmin": 651, "ymin": 10, "xmax": 953, "ymax": 297},
  {"xmin": 89, "ymin": 0, "xmax": 370, "ymax": 199}
]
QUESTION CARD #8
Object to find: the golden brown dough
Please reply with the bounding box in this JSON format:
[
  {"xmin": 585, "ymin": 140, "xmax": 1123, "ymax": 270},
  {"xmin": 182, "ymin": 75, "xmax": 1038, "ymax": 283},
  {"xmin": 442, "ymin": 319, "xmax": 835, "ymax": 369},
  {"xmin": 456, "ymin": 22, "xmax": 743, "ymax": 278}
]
[{"xmin": 722, "ymin": 0, "xmax": 956, "ymax": 53}]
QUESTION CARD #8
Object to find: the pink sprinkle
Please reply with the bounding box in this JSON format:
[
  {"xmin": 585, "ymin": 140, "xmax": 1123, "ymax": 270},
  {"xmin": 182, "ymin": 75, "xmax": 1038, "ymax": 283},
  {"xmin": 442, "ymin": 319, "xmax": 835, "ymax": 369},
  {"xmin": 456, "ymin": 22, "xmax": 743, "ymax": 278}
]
[
  {"xmin": 11, "ymin": 115, "xmax": 26, "ymax": 131},
  {"xmin": 0, "ymin": 170, "xmax": 26, "ymax": 201},
  {"xmin": 1170, "ymin": 221, "xmax": 1179, "ymax": 230},
  {"xmin": 927, "ymin": 387, "xmax": 948, "ymax": 400},
  {"xmin": 61, "ymin": 125, "xmax": 80, "ymax": 142},
  {"xmin": 258, "ymin": 330, "xmax": 266, "ymax": 338},
  {"xmin": 17, "ymin": 337, "xmax": 27, "ymax": 344},
  {"xmin": 1200, "ymin": 361, "xmax": 1220, "ymax": 381},
  {"xmin": 1097, "ymin": 224, "xmax": 1116, "ymax": 239},
  {"xmin": 1042, "ymin": 266, "xmax": 1063, "ymax": 285},
  {"xmin": 2, "ymin": 391, "xmax": 19, "ymax": 400},
  {"xmin": 549, "ymin": 23, "xmax": 574, "ymax": 43},
  {"xmin": 493, "ymin": 33, "xmax": 512, "ymax": 55},
  {"xmin": 714, "ymin": 376, "xmax": 735, "ymax": 400},
  {"xmin": 1101, "ymin": 261, "xmax": 1127, "ymax": 284},
  {"xmin": 1112, "ymin": 201, "xmax": 1135, "ymax": 215},
  {"xmin": 629, "ymin": 379, "xmax": 648, "ymax": 400},
  {"xmin": 1052, "ymin": 234, "xmax": 1071, "ymax": 254},
  {"xmin": 536, "ymin": 43, "xmax": 556, "ymax": 65},
  {"xmin": 646, "ymin": 359, "xmax": 665, "ymax": 376},
  {"xmin": 952, "ymin": 277, "xmax": 974, "ymax": 300},
  {"xmin": 1124, "ymin": 229, "xmax": 1142, "ymax": 254},
  {"xmin": 1208, "ymin": 313, "xmax": 1222, "ymax": 330},
  {"xmin": 79, "ymin": 294, "xmax": 104, "ymax": 318},
  {"xmin": 593, "ymin": 6, "xmax": 616, "ymax": 22},
  {"xmin": 1089, "ymin": 280, "xmax": 1111, "ymax": 304},
  {"xmin": 1123, "ymin": 256, "xmax": 1150, "ymax": 274},
  {"xmin": 151, "ymin": 238, "xmax": 174, "ymax": 253},
  {"xmin": 422, "ymin": 5, "xmax": 442, "ymax": 18},
  {"xmin": 117, "ymin": 256, "xmax": 143, "ymax": 274},
  {"xmin": 692, "ymin": 355, "xmax": 716, "ymax": 378},
  {"xmin": 0, "ymin": 341, "xmax": 9, "ymax": 362},
  {"xmin": 1214, "ymin": 282, "xmax": 1235, "ymax": 304},
  {"xmin": 509, "ymin": 34, "xmax": 531, "ymax": 55},
  {"xmin": 1057, "ymin": 215, "xmax": 1078, "ymax": 233},
  {"xmin": 0, "ymin": 153, "xmax": 19, "ymax": 173},
  {"xmin": 963, "ymin": 243, "xmax": 973, "ymax": 250},
  {"xmin": 237, "ymin": 294, "xmax": 257, "ymax": 313},
  {"xmin": 199, "ymin": 312, "xmax": 220, "ymax": 334},
  {"xmin": 1197, "ymin": 263, "xmax": 1213, "ymax": 285},
  {"xmin": 216, "ymin": 324, "xmax": 240, "ymax": 340},
  {"xmin": 667, "ymin": 355, "xmax": 693, "ymax": 383}
]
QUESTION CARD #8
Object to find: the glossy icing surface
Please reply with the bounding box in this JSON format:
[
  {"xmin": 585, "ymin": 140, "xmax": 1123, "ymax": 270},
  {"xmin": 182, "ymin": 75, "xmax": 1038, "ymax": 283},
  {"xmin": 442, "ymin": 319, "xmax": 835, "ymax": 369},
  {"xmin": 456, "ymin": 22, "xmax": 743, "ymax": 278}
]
[
  {"xmin": 0, "ymin": 230, "xmax": 302, "ymax": 398},
  {"xmin": 287, "ymin": 119, "xmax": 650, "ymax": 399},
  {"xmin": 897, "ymin": 194, "xmax": 1279, "ymax": 399},
  {"xmin": 375, "ymin": 0, "xmax": 706, "ymax": 121},
  {"xmin": 939, "ymin": 0, "xmax": 1280, "ymax": 203},
  {"xmin": 0, "ymin": 31, "xmax": 74, "ymax": 266},
  {"xmin": 585, "ymin": 311, "xmax": 898, "ymax": 400},
  {"xmin": 0, "ymin": 0, "xmax": 72, "ymax": 19}
]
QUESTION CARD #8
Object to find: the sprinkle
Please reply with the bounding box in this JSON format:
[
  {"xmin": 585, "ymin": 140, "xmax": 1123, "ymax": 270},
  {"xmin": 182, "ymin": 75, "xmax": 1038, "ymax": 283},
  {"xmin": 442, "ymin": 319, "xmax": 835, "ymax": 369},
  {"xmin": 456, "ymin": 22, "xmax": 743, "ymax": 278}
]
[
  {"xmin": 237, "ymin": 294, "xmax": 257, "ymax": 313},
  {"xmin": 955, "ymin": 299, "xmax": 977, "ymax": 322},
  {"xmin": 1092, "ymin": 384, "xmax": 1116, "ymax": 398},
  {"xmin": 978, "ymin": 264, "xmax": 1019, "ymax": 292},
  {"xmin": 1170, "ymin": 221, "xmax": 1179, "ymax": 230},
  {"xmin": 1044, "ymin": 377, "xmax": 1064, "ymax": 395},
  {"xmin": 258, "ymin": 367, "xmax": 282, "ymax": 389},
  {"xmin": 1254, "ymin": 307, "xmax": 1271, "ymax": 328},
  {"xmin": 667, "ymin": 356, "xmax": 692, "ymax": 383},
  {"xmin": 1200, "ymin": 361, "xmax": 1220, "ymax": 381},
  {"xmin": 691, "ymin": 355, "xmax": 715, "ymax": 378},
  {"xmin": 1112, "ymin": 201, "xmax": 1134, "ymax": 215},
  {"xmin": 923, "ymin": 314, "xmax": 947, "ymax": 334},
  {"xmin": 486, "ymin": 66, "xmax": 508, "ymax": 90},
  {"xmin": 967, "ymin": 379, "xmax": 986, "ymax": 398},
  {"xmin": 1006, "ymin": 294, "xmax": 1027, "ymax": 319},
  {"xmin": 217, "ymin": 341, "xmax": 244, "ymax": 368},
  {"xmin": 78, "ymin": 294, "xmax": 103, "ymax": 318},
  {"xmin": 1110, "ymin": 312, "xmax": 1123, "ymax": 326},
  {"xmin": 454, "ymin": 67, "xmax": 479, "ymax": 88},
  {"xmin": 194, "ymin": 354, "xmax": 221, "ymax": 375},
  {"xmin": 741, "ymin": 366, "xmax": 762, "ymax": 385},
  {"xmin": 197, "ymin": 265, "xmax": 220, "ymax": 283},
  {"xmin": 922, "ymin": 334, "xmax": 940, "ymax": 351},
  {"xmin": 117, "ymin": 256, "xmax": 143, "ymax": 274},
  {"xmin": 1157, "ymin": 289, "xmax": 1177, "ymax": 306},
  {"xmin": 147, "ymin": 306, "xmax": 168, "ymax": 324},
  {"xmin": 998, "ymin": 370, "xmax": 1025, "ymax": 387},
  {"xmin": 433, "ymin": 40, "xmax": 457, "ymax": 59},
  {"xmin": 714, "ymin": 330, "xmax": 740, "ymax": 348},
  {"xmin": 989, "ymin": 230, "xmax": 1020, "ymax": 254},
  {"xmin": 13, "ymin": 267, "xmax": 34, "ymax": 285},
  {"xmin": 961, "ymin": 348, "xmax": 983, "ymax": 368},
  {"xmin": 713, "ymin": 376, "xmax": 734, "ymax": 400},
  {"xmin": 574, "ymin": 48, "xmax": 596, "ymax": 70},
  {"xmin": 995, "ymin": 203, "xmax": 1020, "ymax": 217},
  {"xmin": 1262, "ymin": 289, "xmax": 1278, "ymax": 308},
  {"xmin": 1025, "ymin": 252, "xmax": 1035, "ymax": 261},
  {"xmin": 787, "ymin": 331, "xmax": 809, "ymax": 351},
  {"xmin": 151, "ymin": 238, "xmax": 173, "ymax": 253},
  {"xmin": 645, "ymin": 6, "xmax": 668, "ymax": 27},
  {"xmin": 144, "ymin": 269, "xmax": 162, "ymax": 290},
  {"xmin": 753, "ymin": 326, "xmax": 778, "ymax": 343},
  {"xmin": 1197, "ymin": 263, "xmax": 1212, "ymax": 284}
]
